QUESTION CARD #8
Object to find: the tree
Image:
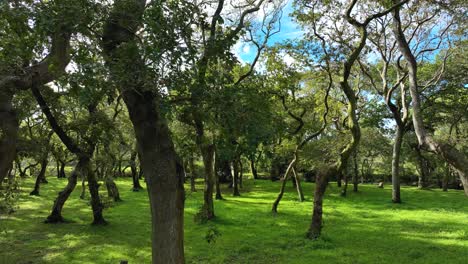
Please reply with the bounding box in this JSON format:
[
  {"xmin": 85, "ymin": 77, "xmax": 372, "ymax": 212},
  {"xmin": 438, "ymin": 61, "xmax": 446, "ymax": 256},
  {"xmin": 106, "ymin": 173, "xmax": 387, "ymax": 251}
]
[
  {"xmin": 391, "ymin": 0, "xmax": 468, "ymax": 196},
  {"xmin": 0, "ymin": 0, "xmax": 84, "ymax": 185},
  {"xmin": 102, "ymin": 1, "xmax": 186, "ymax": 262},
  {"xmin": 294, "ymin": 0, "xmax": 409, "ymax": 239}
]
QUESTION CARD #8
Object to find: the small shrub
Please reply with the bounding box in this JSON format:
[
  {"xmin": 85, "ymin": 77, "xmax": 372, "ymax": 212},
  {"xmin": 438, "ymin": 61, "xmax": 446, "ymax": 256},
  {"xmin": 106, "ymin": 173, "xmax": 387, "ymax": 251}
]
[
  {"xmin": 205, "ymin": 225, "xmax": 221, "ymax": 244},
  {"xmin": 0, "ymin": 178, "xmax": 20, "ymax": 215}
]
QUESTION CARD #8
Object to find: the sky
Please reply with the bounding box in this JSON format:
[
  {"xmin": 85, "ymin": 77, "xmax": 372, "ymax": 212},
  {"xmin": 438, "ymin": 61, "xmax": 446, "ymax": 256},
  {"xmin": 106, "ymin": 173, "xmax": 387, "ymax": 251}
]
[{"xmin": 233, "ymin": 0, "xmax": 303, "ymax": 65}]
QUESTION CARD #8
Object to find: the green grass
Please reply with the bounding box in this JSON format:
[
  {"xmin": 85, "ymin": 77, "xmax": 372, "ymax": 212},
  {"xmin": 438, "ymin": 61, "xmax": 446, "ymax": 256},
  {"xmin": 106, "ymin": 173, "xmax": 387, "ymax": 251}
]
[{"xmin": 1, "ymin": 174, "xmax": 467, "ymax": 264}]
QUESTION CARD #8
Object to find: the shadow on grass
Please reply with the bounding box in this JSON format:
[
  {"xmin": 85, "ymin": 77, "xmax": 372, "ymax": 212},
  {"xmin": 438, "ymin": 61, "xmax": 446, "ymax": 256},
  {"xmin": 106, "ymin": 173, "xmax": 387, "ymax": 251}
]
[{"xmin": 1, "ymin": 176, "xmax": 467, "ymax": 264}]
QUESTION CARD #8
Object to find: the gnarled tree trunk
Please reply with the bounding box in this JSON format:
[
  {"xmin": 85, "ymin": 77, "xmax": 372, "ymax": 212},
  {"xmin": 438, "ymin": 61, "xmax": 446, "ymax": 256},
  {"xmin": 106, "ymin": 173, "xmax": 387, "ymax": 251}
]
[
  {"xmin": 272, "ymin": 155, "xmax": 297, "ymax": 213},
  {"xmin": 30, "ymin": 156, "xmax": 48, "ymax": 196},
  {"xmin": 87, "ymin": 163, "xmax": 106, "ymax": 225},
  {"xmin": 0, "ymin": 93, "xmax": 18, "ymax": 187},
  {"xmin": 46, "ymin": 157, "xmax": 88, "ymax": 223},
  {"xmin": 307, "ymin": 167, "xmax": 335, "ymax": 239}
]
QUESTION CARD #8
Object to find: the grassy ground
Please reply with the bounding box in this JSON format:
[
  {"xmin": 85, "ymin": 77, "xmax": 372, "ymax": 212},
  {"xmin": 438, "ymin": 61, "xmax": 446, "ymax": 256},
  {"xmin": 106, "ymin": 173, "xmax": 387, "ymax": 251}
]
[{"xmin": 0, "ymin": 174, "xmax": 467, "ymax": 264}]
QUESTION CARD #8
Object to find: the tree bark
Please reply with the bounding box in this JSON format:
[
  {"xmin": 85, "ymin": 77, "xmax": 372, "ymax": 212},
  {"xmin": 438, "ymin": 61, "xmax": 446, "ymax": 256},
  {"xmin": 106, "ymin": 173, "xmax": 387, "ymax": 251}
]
[
  {"xmin": 442, "ymin": 163, "xmax": 449, "ymax": 191},
  {"xmin": 292, "ymin": 167, "xmax": 305, "ymax": 202},
  {"xmin": 56, "ymin": 159, "xmax": 60, "ymax": 178},
  {"xmin": 58, "ymin": 160, "xmax": 67, "ymax": 179},
  {"xmin": 270, "ymin": 158, "xmax": 281, "ymax": 181},
  {"xmin": 80, "ymin": 175, "xmax": 86, "ymax": 199},
  {"xmin": 250, "ymin": 157, "xmax": 258, "ymax": 179},
  {"xmin": 200, "ymin": 144, "xmax": 216, "ymax": 217},
  {"xmin": 307, "ymin": 167, "xmax": 335, "ymax": 239},
  {"xmin": 87, "ymin": 164, "xmax": 107, "ymax": 225},
  {"xmin": 215, "ymin": 167, "xmax": 223, "ymax": 200},
  {"xmin": 16, "ymin": 157, "xmax": 27, "ymax": 178},
  {"xmin": 238, "ymin": 159, "xmax": 243, "ymax": 189},
  {"xmin": 414, "ymin": 146, "xmax": 429, "ymax": 189},
  {"xmin": 341, "ymin": 170, "xmax": 349, "ymax": 197},
  {"xmin": 30, "ymin": 157, "xmax": 48, "ymax": 196},
  {"xmin": 106, "ymin": 175, "xmax": 122, "ymax": 202},
  {"xmin": 130, "ymin": 149, "xmax": 142, "ymax": 191},
  {"xmin": 352, "ymin": 151, "xmax": 359, "ymax": 192},
  {"xmin": 391, "ymin": 125, "xmax": 404, "ymax": 203},
  {"xmin": 0, "ymin": 93, "xmax": 18, "ymax": 186},
  {"xmin": 189, "ymin": 157, "xmax": 197, "ymax": 192},
  {"xmin": 272, "ymin": 156, "xmax": 297, "ymax": 213},
  {"xmin": 46, "ymin": 158, "xmax": 88, "ymax": 223},
  {"xmin": 232, "ymin": 158, "xmax": 241, "ymax": 196},
  {"xmin": 103, "ymin": 1, "xmax": 185, "ymax": 260},
  {"xmin": 123, "ymin": 90, "xmax": 186, "ymax": 263},
  {"xmin": 392, "ymin": 3, "xmax": 468, "ymax": 196}
]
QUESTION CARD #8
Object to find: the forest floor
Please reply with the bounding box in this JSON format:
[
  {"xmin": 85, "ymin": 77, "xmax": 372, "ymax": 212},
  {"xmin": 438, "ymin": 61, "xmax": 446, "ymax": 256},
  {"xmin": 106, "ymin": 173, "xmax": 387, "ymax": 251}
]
[{"xmin": 0, "ymin": 174, "xmax": 467, "ymax": 264}]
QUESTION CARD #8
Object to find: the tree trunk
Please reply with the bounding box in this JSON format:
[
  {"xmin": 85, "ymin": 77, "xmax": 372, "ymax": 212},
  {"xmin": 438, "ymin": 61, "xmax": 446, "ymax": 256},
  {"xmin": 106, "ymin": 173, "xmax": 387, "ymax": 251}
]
[
  {"xmin": 86, "ymin": 162, "xmax": 107, "ymax": 225},
  {"xmin": 55, "ymin": 159, "xmax": 67, "ymax": 178},
  {"xmin": 392, "ymin": 4, "xmax": 468, "ymax": 196},
  {"xmin": 442, "ymin": 163, "xmax": 449, "ymax": 191},
  {"xmin": 80, "ymin": 175, "xmax": 86, "ymax": 199},
  {"xmin": 307, "ymin": 167, "xmax": 335, "ymax": 239},
  {"xmin": 232, "ymin": 159, "xmax": 240, "ymax": 196},
  {"xmin": 218, "ymin": 159, "xmax": 232, "ymax": 184},
  {"xmin": 292, "ymin": 167, "xmax": 305, "ymax": 202},
  {"xmin": 56, "ymin": 159, "xmax": 60, "ymax": 178},
  {"xmin": 189, "ymin": 157, "xmax": 197, "ymax": 192},
  {"xmin": 272, "ymin": 157, "xmax": 297, "ymax": 213},
  {"xmin": 30, "ymin": 157, "xmax": 48, "ymax": 196},
  {"xmin": 106, "ymin": 175, "xmax": 122, "ymax": 202},
  {"xmin": 215, "ymin": 168, "xmax": 223, "ymax": 200},
  {"xmin": 46, "ymin": 158, "xmax": 88, "ymax": 223},
  {"xmin": 16, "ymin": 157, "xmax": 27, "ymax": 178},
  {"xmin": 200, "ymin": 144, "xmax": 216, "ymax": 218},
  {"xmin": 124, "ymin": 90, "xmax": 185, "ymax": 263},
  {"xmin": 0, "ymin": 93, "xmax": 19, "ymax": 186},
  {"xmin": 250, "ymin": 157, "xmax": 258, "ymax": 179},
  {"xmin": 59, "ymin": 161, "xmax": 66, "ymax": 178},
  {"xmin": 7, "ymin": 165, "xmax": 14, "ymax": 184},
  {"xmin": 352, "ymin": 151, "xmax": 358, "ymax": 192},
  {"xmin": 130, "ymin": 149, "xmax": 142, "ymax": 191},
  {"xmin": 270, "ymin": 160, "xmax": 280, "ymax": 181},
  {"xmin": 238, "ymin": 159, "xmax": 243, "ymax": 189},
  {"xmin": 103, "ymin": 1, "xmax": 185, "ymax": 261},
  {"xmin": 391, "ymin": 125, "xmax": 404, "ymax": 203},
  {"xmin": 291, "ymin": 174, "xmax": 297, "ymax": 187},
  {"xmin": 341, "ymin": 170, "xmax": 348, "ymax": 197},
  {"xmin": 415, "ymin": 146, "xmax": 429, "ymax": 189}
]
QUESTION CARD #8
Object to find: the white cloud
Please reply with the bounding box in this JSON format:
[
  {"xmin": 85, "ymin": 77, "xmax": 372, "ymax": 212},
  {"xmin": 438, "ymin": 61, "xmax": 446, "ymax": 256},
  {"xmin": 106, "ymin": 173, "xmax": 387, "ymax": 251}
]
[
  {"xmin": 232, "ymin": 41, "xmax": 246, "ymax": 64},
  {"xmin": 283, "ymin": 53, "xmax": 295, "ymax": 66}
]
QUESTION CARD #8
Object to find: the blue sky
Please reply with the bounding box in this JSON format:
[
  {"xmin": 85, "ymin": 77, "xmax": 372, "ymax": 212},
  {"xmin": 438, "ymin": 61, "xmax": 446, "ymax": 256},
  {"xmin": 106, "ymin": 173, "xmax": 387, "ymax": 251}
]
[{"xmin": 235, "ymin": 0, "xmax": 303, "ymax": 64}]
